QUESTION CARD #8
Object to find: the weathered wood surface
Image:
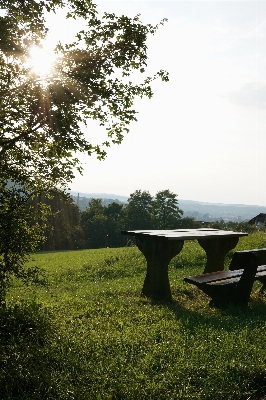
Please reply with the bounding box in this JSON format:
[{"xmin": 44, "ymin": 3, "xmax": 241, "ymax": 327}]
[
  {"xmin": 255, "ymin": 266, "xmax": 266, "ymax": 278},
  {"xmin": 184, "ymin": 269, "xmax": 243, "ymax": 286},
  {"xmin": 121, "ymin": 228, "xmax": 248, "ymax": 241},
  {"xmin": 184, "ymin": 263, "xmax": 266, "ymax": 286},
  {"xmin": 198, "ymin": 236, "xmax": 240, "ymax": 273},
  {"xmin": 121, "ymin": 228, "xmax": 248, "ymax": 300},
  {"xmin": 230, "ymin": 248, "xmax": 266, "ymax": 270},
  {"xmin": 135, "ymin": 235, "xmax": 184, "ymax": 301},
  {"xmin": 184, "ymin": 252, "xmax": 259, "ymax": 306},
  {"xmin": 229, "ymin": 249, "xmax": 266, "ymax": 292},
  {"xmin": 122, "ymin": 229, "xmax": 247, "ymax": 274}
]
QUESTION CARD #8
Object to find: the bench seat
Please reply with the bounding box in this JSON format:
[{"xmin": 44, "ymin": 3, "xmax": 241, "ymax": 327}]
[{"xmin": 185, "ymin": 264, "xmax": 266, "ymax": 286}]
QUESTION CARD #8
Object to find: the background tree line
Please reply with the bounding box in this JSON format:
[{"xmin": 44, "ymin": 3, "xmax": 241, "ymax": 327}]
[{"xmin": 38, "ymin": 189, "xmax": 258, "ymax": 251}]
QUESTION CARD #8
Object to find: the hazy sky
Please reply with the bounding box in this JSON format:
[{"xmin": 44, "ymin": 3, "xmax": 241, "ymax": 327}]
[{"xmin": 48, "ymin": 1, "xmax": 266, "ymax": 206}]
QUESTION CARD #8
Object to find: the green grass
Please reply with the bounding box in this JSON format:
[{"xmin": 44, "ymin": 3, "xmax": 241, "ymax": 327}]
[{"xmin": 1, "ymin": 232, "xmax": 266, "ymax": 399}]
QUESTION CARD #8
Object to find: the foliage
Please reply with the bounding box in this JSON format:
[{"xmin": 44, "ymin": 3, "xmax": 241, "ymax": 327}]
[
  {"xmin": 1, "ymin": 232, "xmax": 266, "ymax": 399},
  {"xmin": 80, "ymin": 198, "xmax": 124, "ymax": 248},
  {"xmin": 122, "ymin": 189, "xmax": 153, "ymax": 229},
  {"xmin": 37, "ymin": 193, "xmax": 83, "ymax": 251},
  {"xmin": 79, "ymin": 189, "xmax": 184, "ymax": 249},
  {"xmin": 0, "ymin": 0, "xmax": 168, "ymax": 304},
  {"xmin": 121, "ymin": 189, "xmax": 183, "ymax": 230},
  {"xmin": 0, "ymin": 183, "xmax": 49, "ymax": 306},
  {"xmin": 175, "ymin": 216, "xmax": 202, "ymax": 229},
  {"xmin": 1, "ymin": 0, "xmax": 168, "ymax": 185},
  {"xmin": 209, "ymin": 220, "xmax": 258, "ymax": 234},
  {"xmin": 152, "ymin": 189, "xmax": 183, "ymax": 229},
  {"xmin": 41, "ymin": 190, "xmax": 260, "ymax": 251}
]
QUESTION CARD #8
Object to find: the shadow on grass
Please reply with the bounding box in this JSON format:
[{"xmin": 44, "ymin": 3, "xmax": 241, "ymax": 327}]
[
  {"xmin": 2, "ymin": 288, "xmax": 266, "ymax": 400},
  {"xmin": 137, "ymin": 292, "xmax": 266, "ymax": 399},
  {"xmin": 0, "ymin": 300, "xmax": 59, "ymax": 399},
  {"xmin": 138, "ymin": 286, "xmax": 266, "ymax": 335}
]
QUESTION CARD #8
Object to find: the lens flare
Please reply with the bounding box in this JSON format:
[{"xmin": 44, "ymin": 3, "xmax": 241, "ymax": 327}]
[{"xmin": 29, "ymin": 45, "xmax": 57, "ymax": 78}]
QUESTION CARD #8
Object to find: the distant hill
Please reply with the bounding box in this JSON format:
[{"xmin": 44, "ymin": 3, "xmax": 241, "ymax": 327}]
[
  {"xmin": 70, "ymin": 192, "xmax": 266, "ymax": 222},
  {"xmin": 70, "ymin": 192, "xmax": 128, "ymax": 203},
  {"xmin": 70, "ymin": 192, "xmax": 127, "ymax": 210},
  {"xmin": 178, "ymin": 199, "xmax": 266, "ymax": 222}
]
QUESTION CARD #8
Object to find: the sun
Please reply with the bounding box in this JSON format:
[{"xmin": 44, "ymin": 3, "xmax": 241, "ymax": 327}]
[{"xmin": 29, "ymin": 45, "xmax": 57, "ymax": 78}]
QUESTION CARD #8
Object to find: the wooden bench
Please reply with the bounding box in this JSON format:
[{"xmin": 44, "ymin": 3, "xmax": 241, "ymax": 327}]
[{"xmin": 184, "ymin": 249, "xmax": 266, "ymax": 307}]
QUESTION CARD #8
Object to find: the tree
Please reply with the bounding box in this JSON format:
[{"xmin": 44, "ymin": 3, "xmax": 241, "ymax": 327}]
[
  {"xmin": 152, "ymin": 189, "xmax": 183, "ymax": 229},
  {"xmin": 38, "ymin": 193, "xmax": 82, "ymax": 251},
  {"xmin": 0, "ymin": 186, "xmax": 48, "ymax": 305},
  {"xmin": 122, "ymin": 190, "xmax": 153, "ymax": 229},
  {"xmin": 82, "ymin": 198, "xmax": 105, "ymax": 220},
  {"xmin": 80, "ymin": 198, "xmax": 105, "ymax": 247},
  {"xmin": 80, "ymin": 199, "xmax": 124, "ymax": 248},
  {"xmin": 104, "ymin": 202, "xmax": 124, "ymax": 247},
  {"xmin": 1, "ymin": 1, "xmax": 168, "ymax": 183},
  {"xmin": 104, "ymin": 202, "xmax": 124, "ymax": 222},
  {"xmin": 175, "ymin": 216, "xmax": 202, "ymax": 229},
  {"xmin": 0, "ymin": 0, "xmax": 168, "ymax": 304}
]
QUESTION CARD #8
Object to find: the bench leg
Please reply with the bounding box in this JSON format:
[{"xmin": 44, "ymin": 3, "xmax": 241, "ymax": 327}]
[
  {"xmin": 136, "ymin": 236, "xmax": 184, "ymax": 301},
  {"xmin": 201, "ymin": 283, "xmax": 238, "ymax": 307},
  {"xmin": 233, "ymin": 252, "xmax": 258, "ymax": 305}
]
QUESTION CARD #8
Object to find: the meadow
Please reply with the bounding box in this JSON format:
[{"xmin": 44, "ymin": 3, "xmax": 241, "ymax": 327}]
[{"xmin": 1, "ymin": 232, "xmax": 266, "ymax": 399}]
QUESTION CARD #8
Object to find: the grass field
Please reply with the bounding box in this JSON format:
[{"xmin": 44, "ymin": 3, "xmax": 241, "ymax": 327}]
[{"xmin": 1, "ymin": 232, "xmax": 266, "ymax": 399}]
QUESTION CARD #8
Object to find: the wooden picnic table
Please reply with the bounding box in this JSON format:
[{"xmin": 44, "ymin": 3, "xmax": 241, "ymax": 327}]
[{"xmin": 121, "ymin": 228, "xmax": 248, "ymax": 301}]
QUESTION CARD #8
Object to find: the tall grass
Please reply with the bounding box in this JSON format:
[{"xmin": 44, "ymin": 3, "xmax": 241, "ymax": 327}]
[{"xmin": 1, "ymin": 232, "xmax": 266, "ymax": 399}]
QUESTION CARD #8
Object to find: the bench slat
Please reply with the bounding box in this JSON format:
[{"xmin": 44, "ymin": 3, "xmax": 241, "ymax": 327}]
[
  {"xmin": 185, "ymin": 269, "xmax": 266, "ymax": 285},
  {"xmin": 256, "ymin": 265, "xmax": 266, "ymax": 272},
  {"xmin": 184, "ymin": 265, "xmax": 266, "ymax": 286},
  {"xmin": 208, "ymin": 277, "xmax": 240, "ymax": 285},
  {"xmin": 184, "ymin": 269, "xmax": 243, "ymax": 285},
  {"xmin": 255, "ymin": 271, "xmax": 266, "ymax": 279}
]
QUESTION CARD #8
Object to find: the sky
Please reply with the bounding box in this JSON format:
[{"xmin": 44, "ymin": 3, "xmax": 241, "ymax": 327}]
[{"xmin": 46, "ymin": 1, "xmax": 266, "ymax": 206}]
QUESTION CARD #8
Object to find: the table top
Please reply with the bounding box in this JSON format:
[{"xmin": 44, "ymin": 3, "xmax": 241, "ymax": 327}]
[{"xmin": 121, "ymin": 228, "xmax": 248, "ymax": 241}]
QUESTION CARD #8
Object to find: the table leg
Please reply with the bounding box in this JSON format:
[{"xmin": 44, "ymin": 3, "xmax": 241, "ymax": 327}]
[
  {"xmin": 135, "ymin": 236, "xmax": 184, "ymax": 301},
  {"xmin": 198, "ymin": 237, "xmax": 239, "ymax": 273}
]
